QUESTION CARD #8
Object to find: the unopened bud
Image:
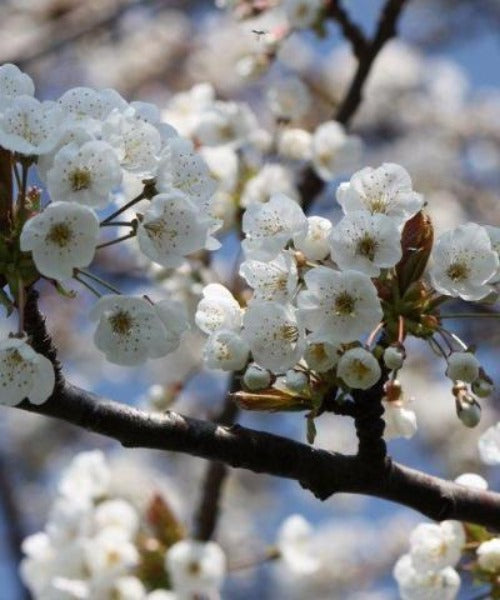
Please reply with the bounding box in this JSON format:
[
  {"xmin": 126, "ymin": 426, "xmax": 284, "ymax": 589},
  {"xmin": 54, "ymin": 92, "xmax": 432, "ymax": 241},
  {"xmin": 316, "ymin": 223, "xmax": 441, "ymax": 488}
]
[
  {"xmin": 383, "ymin": 346, "xmax": 405, "ymax": 371},
  {"xmin": 285, "ymin": 369, "xmax": 308, "ymax": 393},
  {"xmin": 243, "ymin": 363, "xmax": 272, "ymax": 391},
  {"xmin": 455, "ymin": 394, "xmax": 481, "ymax": 428},
  {"xmin": 446, "ymin": 352, "xmax": 480, "ymax": 383}
]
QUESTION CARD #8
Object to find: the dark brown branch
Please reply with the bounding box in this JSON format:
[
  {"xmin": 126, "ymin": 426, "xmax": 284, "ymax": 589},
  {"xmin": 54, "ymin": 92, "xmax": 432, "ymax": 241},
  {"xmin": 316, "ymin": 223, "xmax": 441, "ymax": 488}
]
[
  {"xmin": 324, "ymin": 0, "xmax": 368, "ymax": 59},
  {"xmin": 335, "ymin": 0, "xmax": 408, "ymax": 125},
  {"xmin": 20, "ymin": 281, "xmax": 500, "ymax": 531},
  {"xmin": 192, "ymin": 375, "xmax": 240, "ymax": 542},
  {"xmin": 13, "ymin": 383, "xmax": 500, "ymax": 530},
  {"xmin": 298, "ymin": 0, "xmax": 409, "ymax": 210}
]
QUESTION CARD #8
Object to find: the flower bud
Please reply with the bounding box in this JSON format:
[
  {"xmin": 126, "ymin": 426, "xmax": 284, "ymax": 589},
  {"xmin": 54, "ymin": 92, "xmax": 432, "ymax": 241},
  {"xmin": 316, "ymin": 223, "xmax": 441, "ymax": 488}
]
[
  {"xmin": 455, "ymin": 394, "xmax": 481, "ymax": 428},
  {"xmin": 243, "ymin": 364, "xmax": 272, "ymax": 391},
  {"xmin": 383, "ymin": 346, "xmax": 405, "ymax": 371},
  {"xmin": 446, "ymin": 352, "xmax": 480, "ymax": 383},
  {"xmin": 471, "ymin": 371, "xmax": 494, "ymax": 398},
  {"xmin": 285, "ymin": 369, "xmax": 308, "ymax": 393}
]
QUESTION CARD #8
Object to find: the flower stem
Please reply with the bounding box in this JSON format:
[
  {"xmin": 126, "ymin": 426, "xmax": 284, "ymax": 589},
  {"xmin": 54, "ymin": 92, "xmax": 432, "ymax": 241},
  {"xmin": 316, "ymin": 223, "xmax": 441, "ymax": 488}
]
[
  {"xmin": 17, "ymin": 277, "xmax": 25, "ymax": 336},
  {"xmin": 96, "ymin": 231, "xmax": 136, "ymax": 249},
  {"xmin": 100, "ymin": 191, "xmax": 146, "ymax": 225},
  {"xmin": 100, "ymin": 220, "xmax": 136, "ymax": 228},
  {"xmin": 74, "ymin": 269, "xmax": 122, "ymax": 295},
  {"xmin": 73, "ymin": 274, "xmax": 102, "ymax": 298}
]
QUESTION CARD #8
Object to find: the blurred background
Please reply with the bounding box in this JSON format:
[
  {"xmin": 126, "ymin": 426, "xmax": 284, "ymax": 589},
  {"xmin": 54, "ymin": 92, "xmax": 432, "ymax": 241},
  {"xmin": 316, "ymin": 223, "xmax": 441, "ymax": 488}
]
[{"xmin": 0, "ymin": 0, "xmax": 499, "ymax": 598}]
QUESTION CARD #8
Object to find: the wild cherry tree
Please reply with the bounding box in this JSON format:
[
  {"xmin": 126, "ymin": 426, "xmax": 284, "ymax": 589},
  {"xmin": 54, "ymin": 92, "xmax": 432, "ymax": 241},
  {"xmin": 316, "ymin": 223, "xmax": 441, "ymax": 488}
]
[{"xmin": 0, "ymin": 1, "xmax": 499, "ymax": 599}]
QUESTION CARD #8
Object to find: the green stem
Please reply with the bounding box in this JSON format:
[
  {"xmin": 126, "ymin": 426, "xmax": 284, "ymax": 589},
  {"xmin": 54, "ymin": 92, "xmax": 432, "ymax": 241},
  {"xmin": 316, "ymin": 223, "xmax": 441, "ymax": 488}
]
[
  {"xmin": 73, "ymin": 274, "xmax": 102, "ymax": 298},
  {"xmin": 100, "ymin": 220, "xmax": 135, "ymax": 228},
  {"xmin": 96, "ymin": 231, "xmax": 136, "ymax": 249},
  {"xmin": 100, "ymin": 191, "xmax": 146, "ymax": 225},
  {"xmin": 74, "ymin": 269, "xmax": 122, "ymax": 295},
  {"xmin": 17, "ymin": 161, "xmax": 29, "ymax": 221},
  {"xmin": 17, "ymin": 278, "xmax": 25, "ymax": 336}
]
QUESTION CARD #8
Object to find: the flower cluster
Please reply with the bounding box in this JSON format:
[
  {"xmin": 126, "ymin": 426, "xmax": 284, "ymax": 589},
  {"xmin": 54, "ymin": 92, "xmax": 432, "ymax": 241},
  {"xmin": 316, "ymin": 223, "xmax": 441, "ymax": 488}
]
[
  {"xmin": 394, "ymin": 472, "xmax": 500, "ymax": 600},
  {"xmin": 0, "ymin": 63, "xmax": 228, "ymax": 396},
  {"xmin": 194, "ymin": 160, "xmax": 497, "ymax": 439},
  {"xmin": 21, "ymin": 451, "xmax": 228, "ymax": 600}
]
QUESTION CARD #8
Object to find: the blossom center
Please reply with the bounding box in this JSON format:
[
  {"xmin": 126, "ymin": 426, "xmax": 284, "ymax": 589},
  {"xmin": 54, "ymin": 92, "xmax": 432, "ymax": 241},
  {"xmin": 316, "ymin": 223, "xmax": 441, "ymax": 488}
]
[
  {"xmin": 446, "ymin": 261, "xmax": 470, "ymax": 282},
  {"xmin": 46, "ymin": 222, "xmax": 73, "ymax": 247},
  {"xmin": 367, "ymin": 197, "xmax": 387, "ymax": 214},
  {"xmin": 334, "ymin": 292, "xmax": 356, "ymax": 315},
  {"xmin": 109, "ymin": 310, "xmax": 134, "ymax": 335},
  {"xmin": 349, "ymin": 358, "xmax": 371, "ymax": 379},
  {"xmin": 187, "ymin": 560, "xmax": 201, "ymax": 575},
  {"xmin": 356, "ymin": 234, "xmax": 378, "ymax": 261},
  {"xmin": 279, "ymin": 324, "xmax": 299, "ymax": 343},
  {"xmin": 69, "ymin": 168, "xmax": 92, "ymax": 191}
]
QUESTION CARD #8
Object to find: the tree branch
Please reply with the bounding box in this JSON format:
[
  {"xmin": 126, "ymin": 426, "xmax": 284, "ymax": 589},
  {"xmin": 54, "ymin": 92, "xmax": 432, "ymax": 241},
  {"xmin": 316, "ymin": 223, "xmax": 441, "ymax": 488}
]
[
  {"xmin": 335, "ymin": 0, "xmax": 408, "ymax": 125},
  {"xmin": 324, "ymin": 0, "xmax": 368, "ymax": 60},
  {"xmin": 299, "ymin": 0, "xmax": 409, "ymax": 210},
  {"xmin": 18, "ymin": 289, "xmax": 500, "ymax": 531},
  {"xmin": 192, "ymin": 376, "xmax": 240, "ymax": 542},
  {"xmin": 13, "ymin": 382, "xmax": 500, "ymax": 530}
]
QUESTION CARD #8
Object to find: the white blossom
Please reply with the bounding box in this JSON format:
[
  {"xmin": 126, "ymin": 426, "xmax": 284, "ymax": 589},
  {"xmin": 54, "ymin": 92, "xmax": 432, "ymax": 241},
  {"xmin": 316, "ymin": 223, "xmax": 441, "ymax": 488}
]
[
  {"xmin": 329, "ymin": 211, "xmax": 402, "ymax": 276},
  {"xmin": 92, "ymin": 500, "xmax": 139, "ymax": 540},
  {"xmin": 84, "ymin": 528, "xmax": 139, "ymax": 579},
  {"xmin": 478, "ymin": 422, "xmax": 500, "ymax": 465},
  {"xmin": 429, "ymin": 223, "xmax": 499, "ymax": 301},
  {"xmin": 47, "ymin": 141, "xmax": 122, "ymax": 208},
  {"xmin": 156, "ymin": 137, "xmax": 220, "ymax": 248},
  {"xmin": 239, "ymin": 252, "xmax": 298, "ymax": 303},
  {"xmin": 193, "ymin": 100, "xmax": 258, "ymax": 147},
  {"xmin": 485, "ymin": 225, "xmax": 500, "ymax": 283},
  {"xmin": 20, "ymin": 202, "xmax": 99, "ymax": 281},
  {"xmin": 311, "ymin": 121, "xmax": 362, "ymax": 181},
  {"xmin": 277, "ymin": 128, "xmax": 312, "ymax": 161},
  {"xmin": 337, "ymin": 163, "xmax": 424, "ymax": 225},
  {"xmin": 304, "ymin": 340, "xmax": 340, "ymax": 372},
  {"xmin": 0, "ymin": 95, "xmax": 62, "ymax": 155},
  {"xmin": 446, "ymin": 352, "xmax": 480, "ymax": 383},
  {"xmin": 137, "ymin": 191, "xmax": 213, "ymax": 268},
  {"xmin": 243, "ymin": 363, "xmax": 272, "ymax": 390},
  {"xmin": 394, "ymin": 554, "xmax": 460, "ymax": 600},
  {"xmin": 165, "ymin": 539, "xmax": 226, "ymax": 598},
  {"xmin": 293, "ymin": 216, "xmax": 332, "ymax": 261},
  {"xmin": 476, "ymin": 538, "xmax": 500, "ymax": 572},
  {"xmin": 58, "ymin": 451, "xmax": 110, "ymax": 502},
  {"xmin": 243, "ymin": 301, "xmax": 305, "ymax": 374},
  {"xmin": 110, "ymin": 576, "xmax": 147, "ymax": 600},
  {"xmin": 0, "ymin": 338, "xmax": 55, "ymax": 406},
  {"xmin": 241, "ymin": 164, "xmax": 299, "ymax": 208},
  {"xmin": 382, "ymin": 398, "xmax": 417, "ymax": 440},
  {"xmin": 90, "ymin": 295, "xmax": 188, "ymax": 366},
  {"xmin": 103, "ymin": 110, "xmax": 161, "ymax": 177},
  {"xmin": 297, "ymin": 267, "xmax": 383, "ymax": 343},
  {"xmin": 58, "ymin": 87, "xmax": 127, "ymax": 123},
  {"xmin": 267, "ymin": 77, "xmax": 311, "ymax": 121},
  {"xmin": 277, "ymin": 514, "xmax": 320, "ymax": 575},
  {"xmin": 242, "ymin": 193, "xmax": 307, "ymax": 260},
  {"xmin": 195, "ymin": 283, "xmax": 242, "ymax": 334},
  {"xmin": 454, "ymin": 473, "xmax": 488, "ymax": 490},
  {"xmin": 203, "ymin": 329, "xmax": 249, "ymax": 371},
  {"xmin": 337, "ymin": 347, "xmax": 381, "ymax": 390},
  {"xmin": 409, "ymin": 521, "xmax": 465, "ymax": 573},
  {"xmin": 0, "ymin": 63, "xmax": 35, "ymax": 111}
]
